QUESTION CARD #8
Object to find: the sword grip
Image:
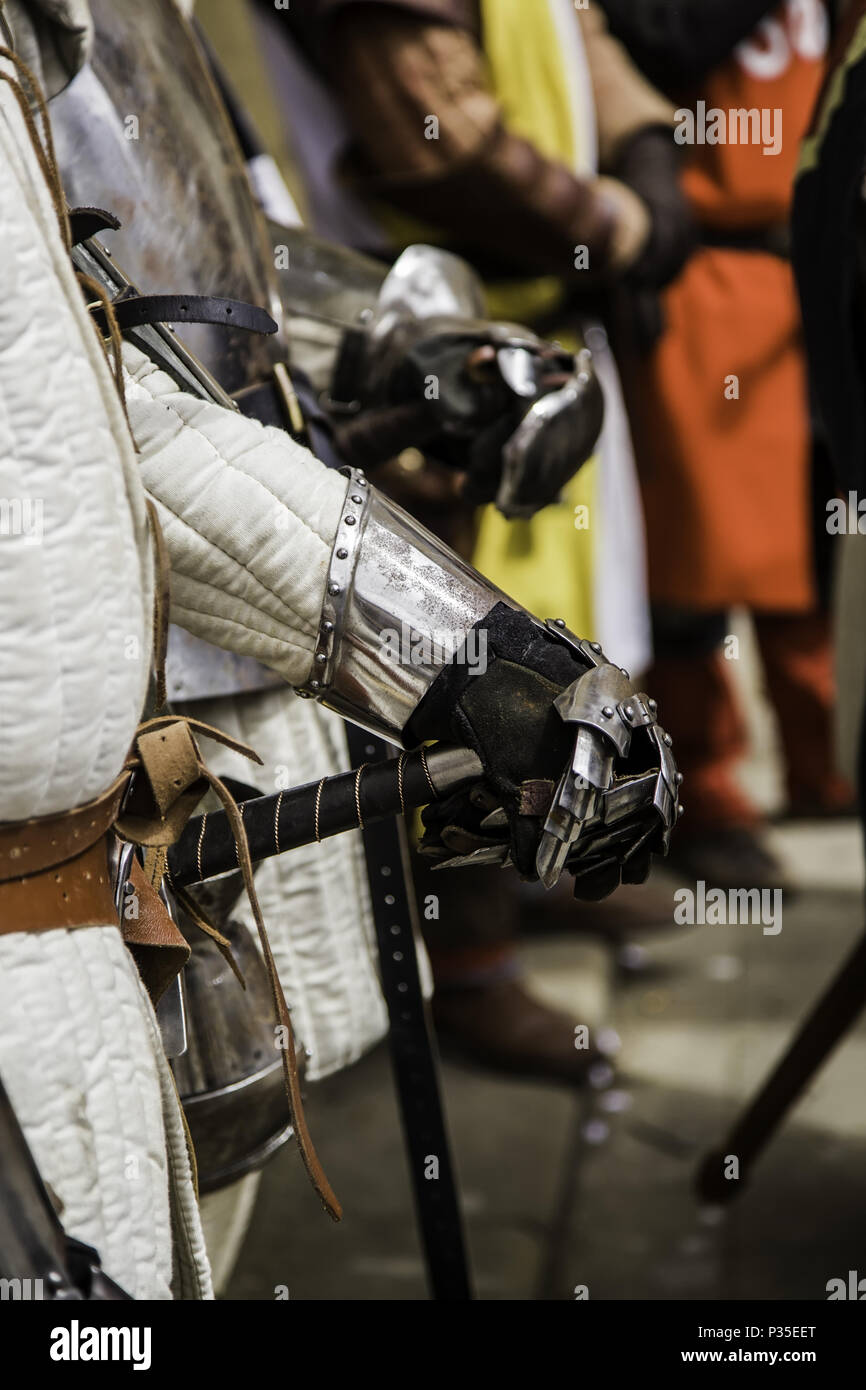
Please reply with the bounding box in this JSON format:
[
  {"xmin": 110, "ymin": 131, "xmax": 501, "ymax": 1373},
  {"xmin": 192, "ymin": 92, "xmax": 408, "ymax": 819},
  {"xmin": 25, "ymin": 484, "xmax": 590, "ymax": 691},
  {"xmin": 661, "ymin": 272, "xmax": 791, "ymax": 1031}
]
[{"xmin": 167, "ymin": 744, "xmax": 482, "ymax": 888}]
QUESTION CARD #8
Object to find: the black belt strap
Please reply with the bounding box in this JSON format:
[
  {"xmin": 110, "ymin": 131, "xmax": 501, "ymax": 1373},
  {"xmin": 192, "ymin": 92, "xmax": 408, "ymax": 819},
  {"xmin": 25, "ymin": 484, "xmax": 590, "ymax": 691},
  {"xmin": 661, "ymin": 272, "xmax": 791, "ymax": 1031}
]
[
  {"xmin": 69, "ymin": 205, "xmax": 121, "ymax": 246},
  {"xmin": 91, "ymin": 292, "xmax": 278, "ymax": 338},
  {"xmin": 345, "ymin": 724, "xmax": 473, "ymax": 1301},
  {"xmin": 68, "ymin": 206, "xmax": 278, "ymax": 337},
  {"xmin": 234, "ymin": 370, "xmax": 346, "ymax": 469},
  {"xmin": 700, "ymin": 224, "xmax": 791, "ymax": 259}
]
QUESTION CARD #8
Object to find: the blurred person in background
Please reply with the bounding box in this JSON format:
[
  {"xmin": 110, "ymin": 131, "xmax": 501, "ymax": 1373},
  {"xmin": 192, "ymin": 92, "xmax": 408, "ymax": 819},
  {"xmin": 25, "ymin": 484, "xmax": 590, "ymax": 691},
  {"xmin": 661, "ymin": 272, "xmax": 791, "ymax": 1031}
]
[
  {"xmin": 793, "ymin": 0, "xmax": 866, "ymax": 835},
  {"xmin": 202, "ymin": 0, "xmax": 696, "ymax": 1080},
  {"xmin": 599, "ymin": 0, "xmax": 853, "ymax": 892}
]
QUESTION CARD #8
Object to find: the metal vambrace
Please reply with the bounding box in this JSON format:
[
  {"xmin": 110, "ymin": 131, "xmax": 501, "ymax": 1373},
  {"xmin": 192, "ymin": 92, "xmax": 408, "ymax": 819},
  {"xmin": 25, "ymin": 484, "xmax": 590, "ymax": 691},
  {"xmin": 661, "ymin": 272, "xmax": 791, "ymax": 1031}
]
[{"xmin": 295, "ymin": 465, "xmax": 510, "ymax": 740}]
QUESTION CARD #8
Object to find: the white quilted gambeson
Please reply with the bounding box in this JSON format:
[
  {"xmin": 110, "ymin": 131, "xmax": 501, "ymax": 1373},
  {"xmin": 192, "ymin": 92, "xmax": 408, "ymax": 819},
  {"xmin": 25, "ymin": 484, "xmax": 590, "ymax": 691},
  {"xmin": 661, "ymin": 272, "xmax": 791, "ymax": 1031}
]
[
  {"xmin": 0, "ymin": 56, "xmax": 210, "ymax": 1299},
  {"xmin": 123, "ymin": 343, "xmax": 347, "ymax": 689},
  {"xmin": 0, "ymin": 95, "xmax": 150, "ymax": 821}
]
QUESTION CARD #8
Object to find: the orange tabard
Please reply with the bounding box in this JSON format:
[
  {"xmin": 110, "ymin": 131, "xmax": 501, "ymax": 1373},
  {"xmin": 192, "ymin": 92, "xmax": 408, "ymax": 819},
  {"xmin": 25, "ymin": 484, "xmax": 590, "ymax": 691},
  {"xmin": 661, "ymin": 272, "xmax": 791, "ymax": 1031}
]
[{"xmin": 631, "ymin": 0, "xmax": 829, "ymax": 611}]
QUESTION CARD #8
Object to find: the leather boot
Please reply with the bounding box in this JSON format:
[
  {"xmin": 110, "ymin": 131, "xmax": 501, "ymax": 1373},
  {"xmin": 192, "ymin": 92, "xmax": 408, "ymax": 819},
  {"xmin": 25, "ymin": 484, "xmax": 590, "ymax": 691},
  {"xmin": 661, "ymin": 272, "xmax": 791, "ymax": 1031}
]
[
  {"xmin": 665, "ymin": 823, "xmax": 789, "ymax": 894},
  {"xmin": 432, "ymin": 976, "xmax": 614, "ymax": 1087},
  {"xmin": 519, "ymin": 875, "xmax": 679, "ymax": 943}
]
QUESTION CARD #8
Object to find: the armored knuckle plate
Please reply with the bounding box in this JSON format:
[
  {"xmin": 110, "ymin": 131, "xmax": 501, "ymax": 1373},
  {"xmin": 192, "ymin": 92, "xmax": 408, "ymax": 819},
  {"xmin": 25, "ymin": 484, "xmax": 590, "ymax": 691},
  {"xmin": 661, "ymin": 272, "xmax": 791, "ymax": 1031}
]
[
  {"xmin": 648, "ymin": 723, "xmax": 682, "ymax": 847},
  {"xmin": 553, "ymin": 664, "xmax": 640, "ymax": 758},
  {"xmin": 497, "ymin": 347, "xmax": 604, "ymax": 520},
  {"xmin": 535, "ymin": 621, "xmax": 679, "ymax": 888},
  {"xmin": 297, "ymin": 469, "xmax": 510, "ymax": 742}
]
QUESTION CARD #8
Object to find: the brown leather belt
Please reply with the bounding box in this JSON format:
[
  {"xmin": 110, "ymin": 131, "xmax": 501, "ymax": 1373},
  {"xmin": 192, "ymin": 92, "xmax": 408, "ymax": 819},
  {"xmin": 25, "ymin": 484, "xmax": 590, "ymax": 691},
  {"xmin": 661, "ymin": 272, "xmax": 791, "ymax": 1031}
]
[
  {"xmin": 0, "ymin": 774, "xmax": 189, "ymax": 1006},
  {"xmin": 0, "ymin": 774, "xmax": 129, "ymax": 935},
  {"xmin": 699, "ymin": 223, "xmax": 791, "ymax": 260},
  {"xmin": 0, "ymin": 836, "xmax": 116, "ymax": 935}
]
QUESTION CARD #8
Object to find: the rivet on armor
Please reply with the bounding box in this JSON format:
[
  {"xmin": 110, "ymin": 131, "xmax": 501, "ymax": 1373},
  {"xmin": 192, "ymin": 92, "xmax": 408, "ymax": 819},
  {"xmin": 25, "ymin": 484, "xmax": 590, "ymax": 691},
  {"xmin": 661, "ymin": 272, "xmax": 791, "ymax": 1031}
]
[
  {"xmin": 328, "ymin": 582, "xmax": 341, "ymax": 595},
  {"xmin": 351, "ymin": 495, "xmax": 363, "ymax": 505},
  {"xmin": 309, "ymin": 680, "xmax": 320, "ymax": 691},
  {"xmin": 336, "ymin": 548, "xmax": 348, "ymax": 560},
  {"xmin": 345, "ymin": 515, "xmax": 356, "ymax": 526},
  {"xmin": 590, "ymin": 641, "xmax": 602, "ymax": 652},
  {"xmin": 554, "ymin": 618, "xmax": 565, "ymax": 627},
  {"xmin": 678, "ymin": 804, "xmax": 685, "ymax": 816},
  {"xmin": 664, "ymin": 733, "xmax": 673, "ymax": 747},
  {"xmin": 315, "ymin": 652, "xmax": 326, "ymax": 664},
  {"xmin": 602, "ymin": 706, "xmax": 614, "ymax": 718},
  {"xmin": 676, "ymin": 772, "xmax": 684, "ymax": 785},
  {"xmin": 625, "ymin": 705, "xmax": 634, "ymax": 719}
]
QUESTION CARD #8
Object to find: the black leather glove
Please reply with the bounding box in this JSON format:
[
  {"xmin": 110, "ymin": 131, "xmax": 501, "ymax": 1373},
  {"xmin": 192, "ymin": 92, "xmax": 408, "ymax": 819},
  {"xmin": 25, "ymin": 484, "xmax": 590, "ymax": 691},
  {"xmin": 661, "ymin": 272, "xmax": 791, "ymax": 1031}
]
[
  {"xmin": 616, "ymin": 125, "xmax": 697, "ymax": 291},
  {"xmin": 334, "ymin": 317, "xmax": 604, "ymax": 519}
]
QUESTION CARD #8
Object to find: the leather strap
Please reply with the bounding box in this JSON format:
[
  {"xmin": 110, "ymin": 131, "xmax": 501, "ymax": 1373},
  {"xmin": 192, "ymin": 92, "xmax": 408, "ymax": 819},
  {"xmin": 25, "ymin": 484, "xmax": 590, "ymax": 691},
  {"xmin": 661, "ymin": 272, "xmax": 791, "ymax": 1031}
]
[
  {"xmin": 233, "ymin": 364, "xmax": 346, "ymax": 470},
  {"xmin": 121, "ymin": 858, "xmax": 191, "ymax": 1007},
  {"xmin": 0, "ymin": 771, "xmax": 189, "ymax": 1001},
  {"xmin": 344, "ymin": 724, "xmax": 473, "ymax": 1298},
  {"xmin": 0, "ymin": 772, "xmax": 130, "ymax": 883},
  {"xmin": 68, "ymin": 205, "xmax": 121, "ymax": 246},
  {"xmin": 90, "ymin": 292, "xmax": 277, "ymax": 338},
  {"xmin": 699, "ymin": 223, "xmax": 790, "ymax": 259},
  {"xmin": 232, "ymin": 377, "xmax": 288, "ymax": 430},
  {"xmin": 0, "ymin": 835, "xmax": 115, "ymax": 935}
]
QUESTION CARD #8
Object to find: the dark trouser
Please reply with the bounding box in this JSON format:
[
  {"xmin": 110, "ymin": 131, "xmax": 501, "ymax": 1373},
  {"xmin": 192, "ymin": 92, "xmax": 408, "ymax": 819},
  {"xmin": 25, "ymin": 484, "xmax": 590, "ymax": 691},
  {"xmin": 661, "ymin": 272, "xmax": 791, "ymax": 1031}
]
[
  {"xmin": 411, "ymin": 849, "xmax": 519, "ymax": 986},
  {"xmin": 648, "ymin": 606, "xmax": 849, "ymax": 832}
]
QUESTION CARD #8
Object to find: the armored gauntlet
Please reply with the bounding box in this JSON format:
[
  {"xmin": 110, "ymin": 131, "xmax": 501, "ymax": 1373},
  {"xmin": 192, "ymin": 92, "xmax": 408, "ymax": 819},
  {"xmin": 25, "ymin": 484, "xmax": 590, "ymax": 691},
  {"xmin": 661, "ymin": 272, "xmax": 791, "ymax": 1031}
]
[
  {"xmin": 301, "ymin": 468, "xmax": 681, "ymax": 899},
  {"xmin": 296, "ymin": 243, "xmax": 604, "ymax": 520}
]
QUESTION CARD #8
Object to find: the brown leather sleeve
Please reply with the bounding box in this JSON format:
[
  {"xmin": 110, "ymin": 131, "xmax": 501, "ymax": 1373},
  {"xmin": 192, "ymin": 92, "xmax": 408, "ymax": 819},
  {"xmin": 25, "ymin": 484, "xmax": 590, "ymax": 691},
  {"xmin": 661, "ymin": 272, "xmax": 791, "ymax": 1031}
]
[
  {"xmin": 577, "ymin": 4, "xmax": 676, "ymax": 171},
  {"xmin": 325, "ymin": 6, "xmax": 620, "ymax": 277}
]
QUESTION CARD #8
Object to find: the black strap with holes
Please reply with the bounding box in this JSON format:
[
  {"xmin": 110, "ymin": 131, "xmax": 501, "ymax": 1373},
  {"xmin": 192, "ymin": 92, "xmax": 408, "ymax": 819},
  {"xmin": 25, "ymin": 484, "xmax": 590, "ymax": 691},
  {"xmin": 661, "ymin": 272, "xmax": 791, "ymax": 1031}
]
[
  {"xmin": 345, "ymin": 724, "xmax": 473, "ymax": 1301},
  {"xmin": 90, "ymin": 292, "xmax": 278, "ymax": 338}
]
